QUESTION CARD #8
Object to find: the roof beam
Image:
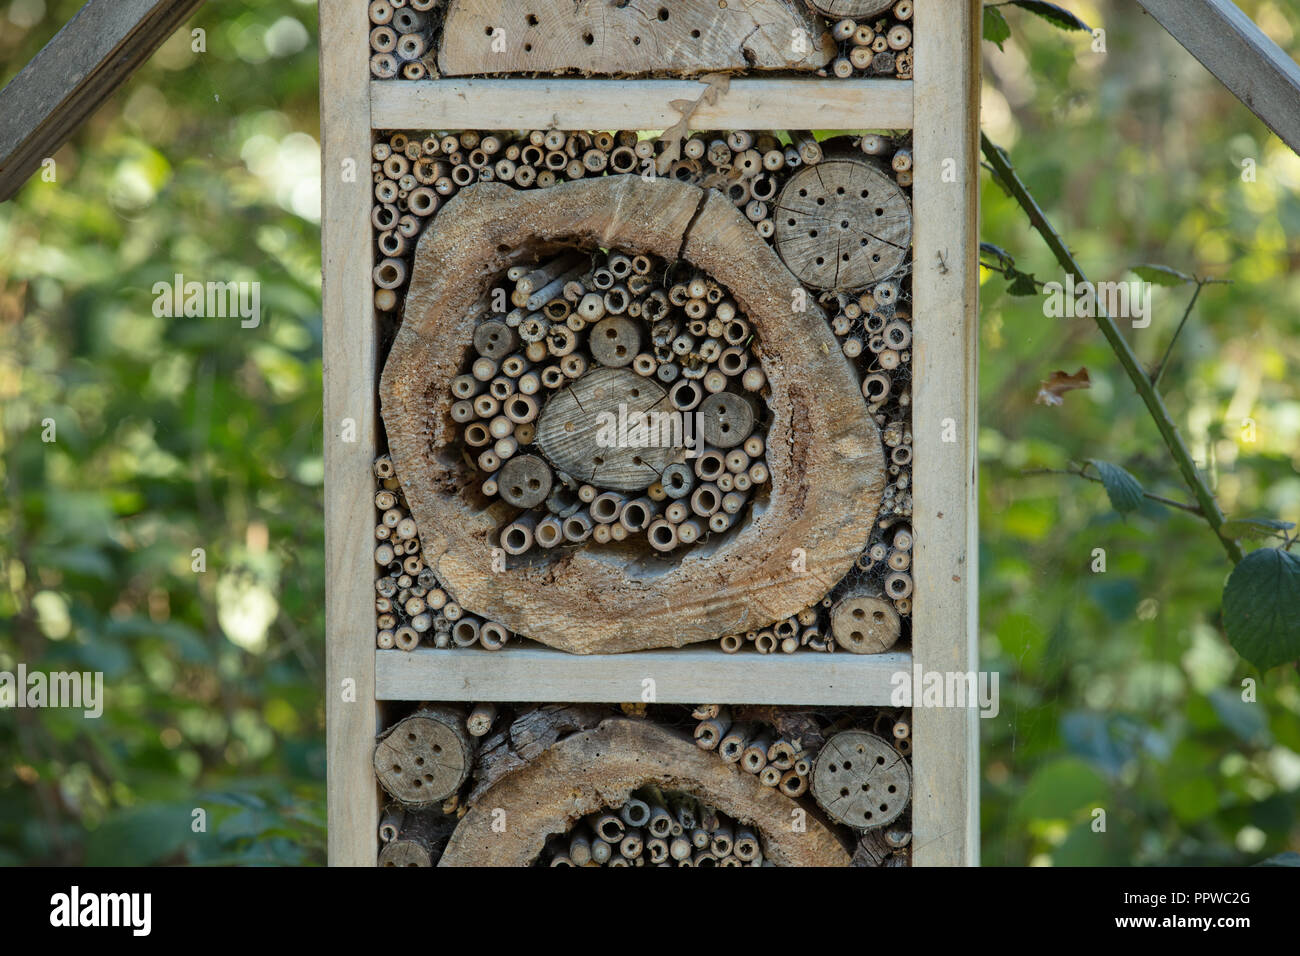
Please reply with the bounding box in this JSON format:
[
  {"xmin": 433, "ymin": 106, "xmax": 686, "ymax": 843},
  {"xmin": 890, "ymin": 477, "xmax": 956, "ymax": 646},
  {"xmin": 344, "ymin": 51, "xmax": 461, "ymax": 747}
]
[
  {"xmin": 0, "ymin": 0, "xmax": 205, "ymax": 202},
  {"xmin": 1136, "ymin": 0, "xmax": 1300, "ymax": 154}
]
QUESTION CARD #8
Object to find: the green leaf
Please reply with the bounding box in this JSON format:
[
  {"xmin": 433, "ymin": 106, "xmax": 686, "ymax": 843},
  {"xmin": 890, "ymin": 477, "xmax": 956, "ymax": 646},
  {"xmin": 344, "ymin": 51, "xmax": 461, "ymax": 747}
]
[
  {"xmin": 1222, "ymin": 548, "xmax": 1300, "ymax": 670},
  {"xmin": 1009, "ymin": 1, "xmax": 1091, "ymax": 32},
  {"xmin": 983, "ymin": 6, "xmax": 1011, "ymax": 50},
  {"xmin": 1221, "ymin": 517, "xmax": 1296, "ymax": 540},
  {"xmin": 1006, "ymin": 270, "xmax": 1039, "ymax": 296},
  {"xmin": 1086, "ymin": 459, "xmax": 1145, "ymax": 514},
  {"xmin": 1014, "ymin": 757, "xmax": 1108, "ymax": 822},
  {"xmin": 1257, "ymin": 852, "xmax": 1300, "ymax": 866},
  {"xmin": 1133, "ymin": 263, "xmax": 1195, "ymax": 286}
]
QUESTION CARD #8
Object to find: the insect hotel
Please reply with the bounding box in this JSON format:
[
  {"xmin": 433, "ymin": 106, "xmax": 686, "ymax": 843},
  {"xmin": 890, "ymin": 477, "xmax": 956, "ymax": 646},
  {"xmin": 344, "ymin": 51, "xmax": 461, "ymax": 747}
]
[{"xmin": 321, "ymin": 0, "xmax": 979, "ymax": 866}]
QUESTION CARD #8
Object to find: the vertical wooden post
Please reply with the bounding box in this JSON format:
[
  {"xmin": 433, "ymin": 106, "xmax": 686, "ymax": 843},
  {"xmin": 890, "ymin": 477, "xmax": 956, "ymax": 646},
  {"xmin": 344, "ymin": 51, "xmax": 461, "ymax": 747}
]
[
  {"xmin": 321, "ymin": 0, "xmax": 380, "ymax": 867},
  {"xmin": 909, "ymin": 0, "xmax": 981, "ymax": 866}
]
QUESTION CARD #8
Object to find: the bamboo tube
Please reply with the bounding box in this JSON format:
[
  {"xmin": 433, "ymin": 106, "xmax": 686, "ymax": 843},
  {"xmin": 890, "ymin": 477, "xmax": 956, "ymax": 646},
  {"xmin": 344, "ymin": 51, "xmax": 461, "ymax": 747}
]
[
  {"xmin": 719, "ymin": 723, "xmax": 754, "ymax": 764},
  {"xmin": 466, "ymin": 703, "xmax": 497, "ymax": 737},
  {"xmin": 569, "ymin": 825, "xmax": 592, "ymax": 866},
  {"xmin": 694, "ymin": 710, "xmax": 732, "ymax": 750},
  {"xmin": 590, "ymin": 837, "xmax": 613, "ymax": 864},
  {"xmin": 594, "ymin": 813, "xmax": 624, "ymax": 843}
]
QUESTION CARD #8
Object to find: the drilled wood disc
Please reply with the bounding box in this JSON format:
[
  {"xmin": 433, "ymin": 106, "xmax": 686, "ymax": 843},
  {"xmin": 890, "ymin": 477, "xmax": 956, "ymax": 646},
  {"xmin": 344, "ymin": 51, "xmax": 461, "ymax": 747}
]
[
  {"xmin": 807, "ymin": 0, "xmax": 897, "ymax": 17},
  {"xmin": 535, "ymin": 366, "xmax": 676, "ymax": 491},
  {"xmin": 378, "ymin": 840, "xmax": 432, "ymax": 867},
  {"xmin": 830, "ymin": 591, "xmax": 901, "ymax": 653},
  {"xmin": 774, "ymin": 157, "xmax": 911, "ymax": 290},
  {"xmin": 374, "ymin": 710, "xmax": 473, "ymax": 806},
  {"xmin": 811, "ymin": 730, "xmax": 911, "ymax": 829}
]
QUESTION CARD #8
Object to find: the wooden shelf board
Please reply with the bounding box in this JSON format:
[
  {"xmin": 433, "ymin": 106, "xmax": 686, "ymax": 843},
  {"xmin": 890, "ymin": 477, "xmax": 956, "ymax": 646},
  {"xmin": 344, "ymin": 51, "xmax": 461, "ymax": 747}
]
[
  {"xmin": 371, "ymin": 77, "xmax": 913, "ymax": 131},
  {"xmin": 376, "ymin": 645, "xmax": 911, "ymax": 705}
]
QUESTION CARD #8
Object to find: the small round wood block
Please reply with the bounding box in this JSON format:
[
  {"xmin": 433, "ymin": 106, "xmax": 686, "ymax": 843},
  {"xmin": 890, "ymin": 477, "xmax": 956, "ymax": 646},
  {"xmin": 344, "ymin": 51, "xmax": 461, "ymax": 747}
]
[
  {"xmin": 497, "ymin": 453, "xmax": 552, "ymax": 508},
  {"xmin": 830, "ymin": 591, "xmax": 901, "ymax": 653},
  {"xmin": 774, "ymin": 155, "xmax": 911, "ymax": 290},
  {"xmin": 536, "ymin": 366, "xmax": 676, "ymax": 491},
  {"xmin": 589, "ymin": 315, "xmax": 642, "ymax": 368},
  {"xmin": 698, "ymin": 392, "xmax": 755, "ymax": 449},
  {"xmin": 374, "ymin": 709, "xmax": 473, "ymax": 806},
  {"xmin": 812, "ymin": 730, "xmax": 911, "ymax": 829},
  {"xmin": 378, "ymin": 840, "xmax": 432, "ymax": 867},
  {"xmin": 473, "ymin": 318, "xmax": 518, "ymax": 360}
]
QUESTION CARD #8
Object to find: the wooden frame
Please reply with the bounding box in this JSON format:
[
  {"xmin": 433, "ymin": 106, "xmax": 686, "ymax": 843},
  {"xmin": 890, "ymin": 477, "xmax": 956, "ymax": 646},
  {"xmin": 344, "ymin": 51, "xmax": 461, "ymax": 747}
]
[
  {"xmin": 322, "ymin": 0, "xmax": 979, "ymax": 867},
  {"xmin": 0, "ymin": 0, "xmax": 206, "ymax": 201}
]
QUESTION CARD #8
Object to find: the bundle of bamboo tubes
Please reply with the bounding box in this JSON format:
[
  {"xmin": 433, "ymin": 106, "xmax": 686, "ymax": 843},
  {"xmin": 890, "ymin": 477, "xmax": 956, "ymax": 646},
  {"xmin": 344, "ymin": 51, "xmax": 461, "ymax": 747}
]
[
  {"xmin": 455, "ymin": 248, "xmax": 772, "ymax": 560},
  {"xmin": 373, "ymin": 454, "xmax": 514, "ymax": 650},
  {"xmin": 857, "ymin": 132, "xmax": 916, "ymax": 189},
  {"xmin": 692, "ymin": 707, "xmax": 815, "ymax": 796},
  {"xmin": 822, "ymin": 0, "xmax": 914, "ymax": 79},
  {"xmin": 545, "ymin": 787, "xmax": 770, "ymax": 867},
  {"xmin": 368, "ymin": 0, "xmax": 440, "ymax": 80}
]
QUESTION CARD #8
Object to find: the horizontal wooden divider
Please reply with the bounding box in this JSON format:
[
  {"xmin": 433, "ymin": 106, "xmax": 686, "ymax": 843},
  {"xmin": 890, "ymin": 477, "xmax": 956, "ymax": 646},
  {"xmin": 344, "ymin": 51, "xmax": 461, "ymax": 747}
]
[
  {"xmin": 371, "ymin": 77, "xmax": 914, "ymax": 131},
  {"xmin": 377, "ymin": 646, "xmax": 911, "ymax": 705}
]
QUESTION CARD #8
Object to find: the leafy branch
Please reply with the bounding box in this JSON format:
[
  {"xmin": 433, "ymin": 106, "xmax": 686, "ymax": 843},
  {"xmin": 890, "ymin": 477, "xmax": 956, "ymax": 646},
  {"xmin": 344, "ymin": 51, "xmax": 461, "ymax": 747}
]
[{"xmin": 981, "ymin": 131, "xmax": 1243, "ymax": 565}]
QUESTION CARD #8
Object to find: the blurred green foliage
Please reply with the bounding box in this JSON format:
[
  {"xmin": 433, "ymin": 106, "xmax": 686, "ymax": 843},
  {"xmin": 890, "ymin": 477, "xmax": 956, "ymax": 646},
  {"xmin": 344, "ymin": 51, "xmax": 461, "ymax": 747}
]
[
  {"xmin": 1, "ymin": 0, "xmax": 324, "ymax": 864},
  {"xmin": 0, "ymin": 0, "xmax": 1297, "ymax": 866},
  {"xmin": 979, "ymin": 0, "xmax": 1300, "ymax": 864}
]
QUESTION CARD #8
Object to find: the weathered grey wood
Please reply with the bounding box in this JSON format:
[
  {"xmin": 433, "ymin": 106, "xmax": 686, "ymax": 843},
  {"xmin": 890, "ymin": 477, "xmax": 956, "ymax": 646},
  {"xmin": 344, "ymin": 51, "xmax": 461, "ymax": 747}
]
[
  {"xmin": 370, "ymin": 77, "xmax": 915, "ymax": 131},
  {"xmin": 438, "ymin": 0, "xmax": 836, "ymax": 76},
  {"xmin": 321, "ymin": 0, "xmax": 381, "ymax": 869},
  {"xmin": 811, "ymin": 730, "xmax": 911, "ymax": 828},
  {"xmin": 381, "ymin": 175, "xmax": 885, "ymax": 653},
  {"xmin": 441, "ymin": 718, "xmax": 852, "ymax": 866},
  {"xmin": 377, "ymin": 645, "xmax": 911, "ymax": 704},
  {"xmin": 830, "ymin": 590, "xmax": 901, "ymax": 653},
  {"xmin": 0, "ymin": 0, "xmax": 205, "ymax": 201},
  {"xmin": 910, "ymin": 0, "xmax": 980, "ymax": 867},
  {"xmin": 374, "ymin": 706, "xmax": 474, "ymax": 806},
  {"xmin": 535, "ymin": 367, "xmax": 675, "ymax": 491},
  {"xmin": 774, "ymin": 154, "xmax": 911, "ymax": 290},
  {"xmin": 807, "ymin": 0, "xmax": 896, "ymax": 17},
  {"xmin": 1135, "ymin": 0, "xmax": 1300, "ymax": 155}
]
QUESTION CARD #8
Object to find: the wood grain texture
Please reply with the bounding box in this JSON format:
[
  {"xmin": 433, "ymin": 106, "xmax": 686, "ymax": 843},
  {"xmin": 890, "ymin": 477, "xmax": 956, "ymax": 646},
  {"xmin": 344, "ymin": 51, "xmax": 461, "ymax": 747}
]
[
  {"xmin": 773, "ymin": 153, "xmax": 911, "ymax": 290},
  {"xmin": 0, "ymin": 0, "xmax": 205, "ymax": 201},
  {"xmin": 806, "ymin": 0, "xmax": 896, "ymax": 17},
  {"xmin": 811, "ymin": 730, "xmax": 911, "ymax": 828},
  {"xmin": 1135, "ymin": 0, "xmax": 1300, "ymax": 155},
  {"xmin": 373, "ymin": 707, "xmax": 473, "ymax": 806},
  {"xmin": 320, "ymin": 0, "xmax": 380, "ymax": 867},
  {"xmin": 379, "ymin": 175, "xmax": 885, "ymax": 653},
  {"xmin": 376, "ymin": 645, "xmax": 912, "ymax": 704},
  {"xmin": 440, "ymin": 717, "xmax": 852, "ymax": 866},
  {"xmin": 534, "ymin": 367, "xmax": 676, "ymax": 491},
  {"xmin": 438, "ymin": 0, "xmax": 836, "ymax": 75},
  {"xmin": 370, "ymin": 77, "xmax": 914, "ymax": 131},
  {"xmin": 909, "ymin": 0, "xmax": 980, "ymax": 867}
]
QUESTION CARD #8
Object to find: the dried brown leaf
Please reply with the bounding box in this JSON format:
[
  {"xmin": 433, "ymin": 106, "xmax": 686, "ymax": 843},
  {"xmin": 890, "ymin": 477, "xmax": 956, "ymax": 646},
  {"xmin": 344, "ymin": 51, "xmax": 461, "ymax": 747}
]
[{"xmin": 1035, "ymin": 367, "xmax": 1091, "ymax": 406}]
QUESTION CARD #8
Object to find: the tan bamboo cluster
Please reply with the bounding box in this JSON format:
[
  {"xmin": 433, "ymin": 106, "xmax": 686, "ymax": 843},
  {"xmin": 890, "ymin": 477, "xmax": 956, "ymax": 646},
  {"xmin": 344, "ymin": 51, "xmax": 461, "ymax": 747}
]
[
  {"xmin": 857, "ymin": 131, "xmax": 915, "ymax": 189},
  {"xmin": 460, "ymin": 249, "xmax": 772, "ymax": 558},
  {"xmin": 370, "ymin": 127, "xmax": 847, "ymax": 316},
  {"xmin": 855, "ymin": 523, "xmax": 914, "ymax": 619},
  {"xmin": 692, "ymin": 706, "xmax": 814, "ymax": 796},
  {"xmin": 547, "ymin": 786, "xmax": 769, "ymax": 867},
  {"xmin": 826, "ymin": 0, "xmax": 914, "ymax": 79},
  {"xmin": 368, "ymin": 0, "xmax": 439, "ymax": 80},
  {"xmin": 373, "ymin": 455, "xmax": 514, "ymax": 651},
  {"xmin": 874, "ymin": 706, "xmax": 913, "ymax": 758}
]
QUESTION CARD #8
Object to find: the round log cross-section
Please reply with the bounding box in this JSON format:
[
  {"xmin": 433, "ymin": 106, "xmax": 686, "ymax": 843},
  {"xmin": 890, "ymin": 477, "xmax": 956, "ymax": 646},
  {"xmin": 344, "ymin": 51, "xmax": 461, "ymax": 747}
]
[
  {"xmin": 373, "ymin": 708, "xmax": 474, "ymax": 807},
  {"xmin": 380, "ymin": 176, "xmax": 886, "ymax": 654},
  {"xmin": 439, "ymin": 718, "xmax": 851, "ymax": 866},
  {"xmin": 811, "ymin": 730, "xmax": 911, "ymax": 829},
  {"xmin": 774, "ymin": 155, "xmax": 911, "ymax": 290},
  {"xmin": 830, "ymin": 589, "xmax": 902, "ymax": 654},
  {"xmin": 535, "ymin": 367, "xmax": 676, "ymax": 491}
]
